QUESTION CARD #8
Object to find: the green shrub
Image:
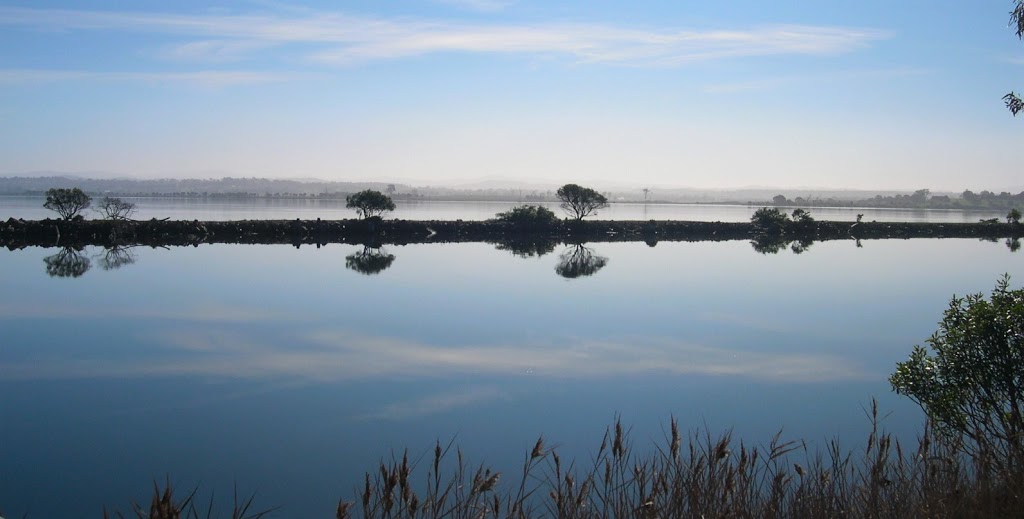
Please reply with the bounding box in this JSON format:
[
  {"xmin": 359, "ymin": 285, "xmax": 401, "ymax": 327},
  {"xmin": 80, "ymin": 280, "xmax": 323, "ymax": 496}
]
[
  {"xmin": 493, "ymin": 205, "xmax": 559, "ymax": 227},
  {"xmin": 891, "ymin": 275, "xmax": 1024, "ymax": 474},
  {"xmin": 750, "ymin": 206, "xmax": 789, "ymax": 232}
]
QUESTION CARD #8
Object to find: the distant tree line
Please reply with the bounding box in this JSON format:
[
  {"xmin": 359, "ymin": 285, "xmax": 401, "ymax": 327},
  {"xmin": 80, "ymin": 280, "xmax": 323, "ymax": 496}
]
[{"xmin": 762, "ymin": 189, "xmax": 1024, "ymax": 211}]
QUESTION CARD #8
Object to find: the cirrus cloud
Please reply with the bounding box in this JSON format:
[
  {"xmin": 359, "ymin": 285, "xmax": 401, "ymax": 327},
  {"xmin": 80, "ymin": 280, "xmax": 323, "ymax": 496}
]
[{"xmin": 0, "ymin": 6, "xmax": 888, "ymax": 68}]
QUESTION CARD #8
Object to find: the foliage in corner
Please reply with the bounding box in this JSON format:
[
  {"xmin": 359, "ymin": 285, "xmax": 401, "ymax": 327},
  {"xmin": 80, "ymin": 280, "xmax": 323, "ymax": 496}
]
[
  {"xmin": 890, "ymin": 275, "xmax": 1024, "ymax": 473},
  {"xmin": 346, "ymin": 190, "xmax": 396, "ymax": 219},
  {"xmin": 1006, "ymin": 1, "xmax": 1023, "ymax": 115},
  {"xmin": 43, "ymin": 187, "xmax": 92, "ymax": 220}
]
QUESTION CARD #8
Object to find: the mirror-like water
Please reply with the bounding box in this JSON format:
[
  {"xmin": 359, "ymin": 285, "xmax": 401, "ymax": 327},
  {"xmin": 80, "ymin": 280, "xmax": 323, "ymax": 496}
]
[
  {"xmin": 2, "ymin": 237, "xmax": 1022, "ymax": 517},
  {"xmin": 0, "ymin": 195, "xmax": 1009, "ymax": 222}
]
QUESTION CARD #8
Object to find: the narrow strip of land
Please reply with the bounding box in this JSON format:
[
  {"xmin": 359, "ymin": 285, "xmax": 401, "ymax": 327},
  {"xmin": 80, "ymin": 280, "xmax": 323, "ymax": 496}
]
[{"xmin": 2, "ymin": 217, "xmax": 1021, "ymax": 249}]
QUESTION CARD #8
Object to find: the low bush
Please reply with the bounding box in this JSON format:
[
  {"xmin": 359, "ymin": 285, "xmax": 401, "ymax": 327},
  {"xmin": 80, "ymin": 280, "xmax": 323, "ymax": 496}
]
[{"xmin": 492, "ymin": 205, "xmax": 559, "ymax": 227}]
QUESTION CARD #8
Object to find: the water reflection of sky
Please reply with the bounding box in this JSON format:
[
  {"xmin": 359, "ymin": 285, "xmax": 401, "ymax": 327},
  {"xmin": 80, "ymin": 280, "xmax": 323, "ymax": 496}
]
[{"xmin": 1, "ymin": 239, "xmax": 1022, "ymax": 516}]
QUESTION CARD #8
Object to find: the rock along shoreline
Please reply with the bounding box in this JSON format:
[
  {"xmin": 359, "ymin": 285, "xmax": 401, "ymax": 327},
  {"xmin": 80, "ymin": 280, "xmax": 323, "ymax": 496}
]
[{"xmin": 2, "ymin": 217, "xmax": 1022, "ymax": 250}]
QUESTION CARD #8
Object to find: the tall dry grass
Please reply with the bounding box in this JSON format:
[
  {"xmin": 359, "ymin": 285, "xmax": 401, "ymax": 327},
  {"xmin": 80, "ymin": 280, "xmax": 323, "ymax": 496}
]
[
  {"xmin": 106, "ymin": 401, "xmax": 1023, "ymax": 518},
  {"xmin": 104, "ymin": 477, "xmax": 275, "ymax": 519},
  {"xmin": 339, "ymin": 402, "xmax": 1022, "ymax": 519}
]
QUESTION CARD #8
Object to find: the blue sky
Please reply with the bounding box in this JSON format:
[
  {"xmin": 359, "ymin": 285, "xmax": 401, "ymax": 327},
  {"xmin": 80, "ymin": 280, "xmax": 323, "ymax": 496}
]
[{"xmin": 0, "ymin": 0, "xmax": 1021, "ymax": 190}]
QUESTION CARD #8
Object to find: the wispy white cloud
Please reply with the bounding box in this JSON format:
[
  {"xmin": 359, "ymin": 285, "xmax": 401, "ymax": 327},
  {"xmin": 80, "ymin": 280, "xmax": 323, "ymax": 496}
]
[
  {"xmin": 434, "ymin": 0, "xmax": 517, "ymax": 13},
  {"xmin": 158, "ymin": 39, "xmax": 278, "ymax": 63},
  {"xmin": 0, "ymin": 6, "xmax": 888, "ymax": 67},
  {"xmin": 305, "ymin": 24, "xmax": 888, "ymax": 66},
  {"xmin": 0, "ymin": 68, "xmax": 296, "ymax": 86}
]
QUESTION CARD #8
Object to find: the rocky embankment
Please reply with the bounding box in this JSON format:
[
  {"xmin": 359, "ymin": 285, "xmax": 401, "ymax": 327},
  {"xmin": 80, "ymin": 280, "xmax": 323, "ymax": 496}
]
[{"xmin": 1, "ymin": 217, "xmax": 1021, "ymax": 250}]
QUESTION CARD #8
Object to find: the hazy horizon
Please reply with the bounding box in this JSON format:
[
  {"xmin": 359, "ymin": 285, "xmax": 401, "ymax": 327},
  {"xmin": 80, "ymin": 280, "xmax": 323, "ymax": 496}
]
[
  {"xmin": 3, "ymin": 172, "xmax": 1021, "ymax": 196},
  {"xmin": 1, "ymin": 1, "xmax": 1021, "ymax": 190}
]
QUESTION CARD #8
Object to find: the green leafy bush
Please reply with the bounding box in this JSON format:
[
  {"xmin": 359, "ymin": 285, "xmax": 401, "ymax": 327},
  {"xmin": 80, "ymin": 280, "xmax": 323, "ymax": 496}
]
[
  {"xmin": 750, "ymin": 207, "xmax": 789, "ymax": 232},
  {"xmin": 493, "ymin": 205, "xmax": 559, "ymax": 227},
  {"xmin": 891, "ymin": 275, "xmax": 1024, "ymax": 473}
]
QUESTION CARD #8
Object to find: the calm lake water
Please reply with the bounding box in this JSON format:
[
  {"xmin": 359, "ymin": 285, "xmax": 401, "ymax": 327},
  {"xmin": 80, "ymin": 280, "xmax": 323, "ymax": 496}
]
[
  {"xmin": 1, "ymin": 205, "xmax": 1023, "ymax": 516},
  {"xmin": 0, "ymin": 195, "xmax": 1010, "ymax": 222}
]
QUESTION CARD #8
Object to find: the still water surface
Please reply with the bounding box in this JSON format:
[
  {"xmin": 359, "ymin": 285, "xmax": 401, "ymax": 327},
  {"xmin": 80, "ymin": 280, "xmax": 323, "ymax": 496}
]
[
  {"xmin": 1, "ymin": 229, "xmax": 1022, "ymax": 516},
  {"xmin": 0, "ymin": 195, "xmax": 1009, "ymax": 222}
]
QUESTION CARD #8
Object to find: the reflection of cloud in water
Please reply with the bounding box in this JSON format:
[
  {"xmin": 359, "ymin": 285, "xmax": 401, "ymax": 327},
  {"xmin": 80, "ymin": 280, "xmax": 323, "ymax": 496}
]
[
  {"xmin": 354, "ymin": 386, "xmax": 508, "ymax": 421},
  {"xmin": 695, "ymin": 311, "xmax": 794, "ymax": 334},
  {"xmin": 0, "ymin": 302, "xmax": 308, "ymax": 323},
  {"xmin": 2, "ymin": 327, "xmax": 866, "ymax": 383}
]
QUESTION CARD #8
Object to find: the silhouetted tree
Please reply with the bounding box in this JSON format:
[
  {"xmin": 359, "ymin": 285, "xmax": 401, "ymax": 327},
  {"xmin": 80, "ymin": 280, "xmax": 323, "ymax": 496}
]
[
  {"xmin": 556, "ymin": 184, "xmax": 608, "ymax": 220},
  {"xmin": 1007, "ymin": 1, "xmax": 1024, "ymax": 115},
  {"xmin": 43, "ymin": 247, "xmax": 91, "ymax": 278},
  {"xmin": 750, "ymin": 207, "xmax": 789, "ymax": 233},
  {"xmin": 772, "ymin": 194, "xmax": 788, "ymax": 205},
  {"xmin": 791, "ymin": 208, "xmax": 814, "ymax": 224},
  {"xmin": 386, "ymin": 184, "xmax": 396, "ymax": 196},
  {"xmin": 345, "ymin": 246, "xmax": 396, "ymax": 275},
  {"xmin": 43, "ymin": 188, "xmax": 91, "ymax": 220},
  {"xmin": 555, "ymin": 244, "xmax": 608, "ymax": 278},
  {"xmin": 96, "ymin": 197, "xmax": 136, "ymax": 221},
  {"xmin": 346, "ymin": 190, "xmax": 396, "ymax": 219},
  {"xmin": 911, "ymin": 189, "xmax": 931, "ymax": 204},
  {"xmin": 891, "ymin": 275, "xmax": 1024, "ymax": 473},
  {"xmin": 1008, "ymin": 208, "xmax": 1022, "ymax": 224}
]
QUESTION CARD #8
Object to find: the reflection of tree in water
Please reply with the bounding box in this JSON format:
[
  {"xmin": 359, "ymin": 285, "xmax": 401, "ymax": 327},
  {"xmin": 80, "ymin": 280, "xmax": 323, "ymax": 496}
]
[
  {"xmin": 97, "ymin": 245, "xmax": 137, "ymax": 270},
  {"xmin": 345, "ymin": 246, "xmax": 396, "ymax": 275},
  {"xmin": 555, "ymin": 243, "xmax": 608, "ymax": 279},
  {"xmin": 492, "ymin": 237, "xmax": 558, "ymax": 258},
  {"xmin": 44, "ymin": 247, "xmax": 91, "ymax": 278},
  {"xmin": 750, "ymin": 235, "xmax": 816, "ymax": 255},
  {"xmin": 750, "ymin": 235, "xmax": 790, "ymax": 254},
  {"xmin": 790, "ymin": 238, "xmax": 814, "ymax": 255},
  {"xmin": 1008, "ymin": 237, "xmax": 1021, "ymax": 252}
]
